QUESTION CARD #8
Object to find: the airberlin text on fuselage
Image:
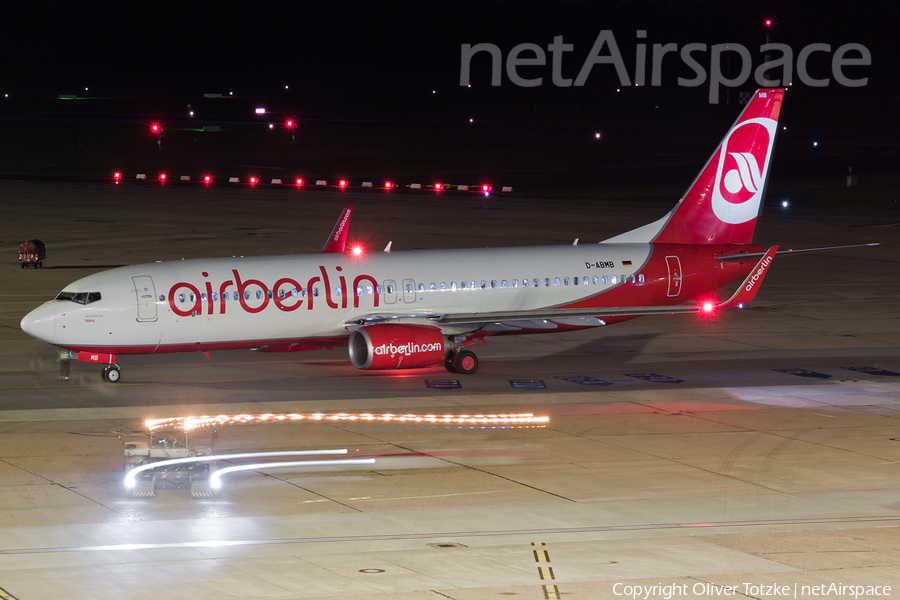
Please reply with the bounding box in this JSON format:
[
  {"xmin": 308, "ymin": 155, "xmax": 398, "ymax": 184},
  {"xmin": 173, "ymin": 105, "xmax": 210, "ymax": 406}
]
[{"xmin": 167, "ymin": 266, "xmax": 380, "ymax": 318}]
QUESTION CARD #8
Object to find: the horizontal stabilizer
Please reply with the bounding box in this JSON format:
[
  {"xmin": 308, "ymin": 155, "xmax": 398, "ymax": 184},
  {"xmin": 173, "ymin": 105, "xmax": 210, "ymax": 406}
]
[{"xmin": 717, "ymin": 243, "xmax": 879, "ymax": 263}]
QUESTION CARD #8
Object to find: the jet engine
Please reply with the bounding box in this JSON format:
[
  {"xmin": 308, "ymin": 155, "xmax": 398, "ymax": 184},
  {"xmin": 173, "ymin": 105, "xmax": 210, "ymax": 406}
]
[{"xmin": 348, "ymin": 324, "xmax": 446, "ymax": 370}]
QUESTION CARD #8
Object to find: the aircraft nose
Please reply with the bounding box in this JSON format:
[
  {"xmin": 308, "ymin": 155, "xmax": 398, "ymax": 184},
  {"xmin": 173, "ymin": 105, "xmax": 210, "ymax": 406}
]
[{"xmin": 20, "ymin": 302, "xmax": 56, "ymax": 343}]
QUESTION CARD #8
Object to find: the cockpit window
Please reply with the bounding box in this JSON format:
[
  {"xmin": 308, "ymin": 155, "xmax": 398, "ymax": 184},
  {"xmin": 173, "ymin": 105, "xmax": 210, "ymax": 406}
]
[{"xmin": 55, "ymin": 291, "xmax": 101, "ymax": 305}]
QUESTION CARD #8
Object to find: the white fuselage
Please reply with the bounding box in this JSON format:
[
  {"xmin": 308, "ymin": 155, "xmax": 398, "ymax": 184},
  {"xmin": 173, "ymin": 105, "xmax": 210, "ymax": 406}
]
[{"xmin": 28, "ymin": 243, "xmax": 669, "ymax": 354}]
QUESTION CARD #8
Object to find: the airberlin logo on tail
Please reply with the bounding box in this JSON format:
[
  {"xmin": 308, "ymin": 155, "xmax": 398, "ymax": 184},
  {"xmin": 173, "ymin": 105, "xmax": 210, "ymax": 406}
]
[{"xmin": 711, "ymin": 116, "xmax": 778, "ymax": 225}]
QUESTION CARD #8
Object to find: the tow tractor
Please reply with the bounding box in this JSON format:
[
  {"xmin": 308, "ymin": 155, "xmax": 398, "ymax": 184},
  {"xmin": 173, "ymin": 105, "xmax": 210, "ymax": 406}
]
[{"xmin": 122, "ymin": 428, "xmax": 216, "ymax": 498}]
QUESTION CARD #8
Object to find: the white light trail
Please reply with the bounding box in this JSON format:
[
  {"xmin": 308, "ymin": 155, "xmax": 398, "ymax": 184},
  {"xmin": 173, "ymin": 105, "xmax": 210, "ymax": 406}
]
[
  {"xmin": 210, "ymin": 458, "xmax": 376, "ymax": 489},
  {"xmin": 124, "ymin": 449, "xmax": 347, "ymax": 488}
]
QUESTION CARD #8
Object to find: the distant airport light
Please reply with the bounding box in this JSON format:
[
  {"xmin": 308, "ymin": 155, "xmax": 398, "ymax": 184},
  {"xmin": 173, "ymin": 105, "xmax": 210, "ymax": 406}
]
[
  {"xmin": 268, "ymin": 123, "xmax": 274, "ymax": 130},
  {"xmin": 469, "ymin": 118, "xmax": 473, "ymax": 123},
  {"xmin": 384, "ymin": 181, "xmax": 393, "ymax": 189},
  {"xmin": 189, "ymin": 110, "xmax": 194, "ymax": 117},
  {"xmin": 595, "ymin": 132, "xmax": 601, "ymax": 139},
  {"xmin": 781, "ymin": 199, "xmax": 790, "ymax": 208},
  {"xmin": 255, "ymin": 108, "xmax": 266, "ymax": 114},
  {"xmin": 812, "ymin": 141, "xmax": 818, "ymax": 147}
]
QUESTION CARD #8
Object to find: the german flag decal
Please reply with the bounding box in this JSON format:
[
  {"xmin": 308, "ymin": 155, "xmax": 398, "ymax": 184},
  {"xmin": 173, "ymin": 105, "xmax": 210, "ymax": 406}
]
[{"xmin": 622, "ymin": 260, "xmax": 633, "ymax": 267}]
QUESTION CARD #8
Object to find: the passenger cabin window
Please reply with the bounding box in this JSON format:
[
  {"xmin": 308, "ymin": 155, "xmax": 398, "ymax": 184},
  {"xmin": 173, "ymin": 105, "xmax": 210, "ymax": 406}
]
[
  {"xmin": 611, "ymin": 276, "xmax": 617, "ymax": 284},
  {"xmin": 481, "ymin": 281, "xmax": 487, "ymax": 289},
  {"xmin": 501, "ymin": 280, "xmax": 507, "ymax": 289},
  {"xmin": 638, "ymin": 274, "xmax": 645, "ymax": 284},
  {"xmin": 461, "ymin": 281, "xmax": 467, "ymax": 290},
  {"xmin": 451, "ymin": 282, "xmax": 457, "ymax": 291},
  {"xmin": 430, "ymin": 283, "xmax": 436, "ymax": 291},
  {"xmin": 491, "ymin": 280, "xmax": 497, "ymax": 289},
  {"xmin": 602, "ymin": 276, "xmax": 608, "ymax": 285},
  {"xmin": 593, "ymin": 276, "xmax": 599, "ymax": 285},
  {"xmin": 418, "ymin": 283, "xmax": 425, "ymax": 292},
  {"xmin": 554, "ymin": 277, "xmax": 560, "ymax": 287}
]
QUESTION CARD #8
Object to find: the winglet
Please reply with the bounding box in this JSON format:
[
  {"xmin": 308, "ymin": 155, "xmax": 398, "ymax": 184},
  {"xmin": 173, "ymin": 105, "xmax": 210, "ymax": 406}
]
[
  {"xmin": 719, "ymin": 245, "xmax": 779, "ymax": 309},
  {"xmin": 322, "ymin": 206, "xmax": 353, "ymax": 253}
]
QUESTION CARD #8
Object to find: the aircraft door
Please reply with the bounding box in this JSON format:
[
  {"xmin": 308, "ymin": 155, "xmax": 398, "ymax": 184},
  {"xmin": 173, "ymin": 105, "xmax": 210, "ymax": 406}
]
[
  {"xmin": 665, "ymin": 256, "xmax": 682, "ymax": 297},
  {"xmin": 402, "ymin": 279, "xmax": 416, "ymax": 303},
  {"xmin": 383, "ymin": 279, "xmax": 397, "ymax": 304},
  {"xmin": 133, "ymin": 276, "xmax": 158, "ymax": 321}
]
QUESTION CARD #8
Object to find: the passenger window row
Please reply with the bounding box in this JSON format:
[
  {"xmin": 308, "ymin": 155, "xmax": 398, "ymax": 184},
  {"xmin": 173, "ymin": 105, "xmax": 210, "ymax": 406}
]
[
  {"xmin": 162, "ymin": 273, "xmax": 646, "ymax": 305},
  {"xmin": 422, "ymin": 273, "xmax": 644, "ymax": 291}
]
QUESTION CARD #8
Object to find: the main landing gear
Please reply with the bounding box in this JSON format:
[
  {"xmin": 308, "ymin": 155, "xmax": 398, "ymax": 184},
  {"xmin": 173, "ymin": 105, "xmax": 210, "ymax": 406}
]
[
  {"xmin": 444, "ymin": 349, "xmax": 479, "ymax": 374},
  {"xmin": 102, "ymin": 365, "xmax": 121, "ymax": 383}
]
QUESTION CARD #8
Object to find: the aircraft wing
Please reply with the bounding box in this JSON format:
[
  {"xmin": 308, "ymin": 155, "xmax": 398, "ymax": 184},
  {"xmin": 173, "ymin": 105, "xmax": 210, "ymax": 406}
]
[{"xmin": 322, "ymin": 206, "xmax": 353, "ymax": 253}]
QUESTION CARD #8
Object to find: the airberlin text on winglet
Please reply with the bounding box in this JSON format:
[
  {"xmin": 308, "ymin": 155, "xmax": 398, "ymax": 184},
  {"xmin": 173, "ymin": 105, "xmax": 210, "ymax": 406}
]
[{"xmin": 168, "ymin": 266, "xmax": 380, "ymax": 317}]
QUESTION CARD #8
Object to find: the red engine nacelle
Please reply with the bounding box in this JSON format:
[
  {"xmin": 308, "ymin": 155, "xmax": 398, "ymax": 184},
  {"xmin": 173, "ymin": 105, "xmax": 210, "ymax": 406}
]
[{"xmin": 348, "ymin": 324, "xmax": 446, "ymax": 370}]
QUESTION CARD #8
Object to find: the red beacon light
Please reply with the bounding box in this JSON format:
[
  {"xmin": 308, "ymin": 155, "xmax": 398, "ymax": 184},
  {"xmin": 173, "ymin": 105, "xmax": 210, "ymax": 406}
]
[
  {"xmin": 339, "ymin": 179, "xmax": 348, "ymax": 188},
  {"xmin": 284, "ymin": 119, "xmax": 296, "ymax": 129},
  {"xmin": 113, "ymin": 171, "xmax": 122, "ymax": 184},
  {"xmin": 384, "ymin": 181, "xmax": 393, "ymax": 190},
  {"xmin": 351, "ymin": 244, "xmax": 365, "ymax": 257},
  {"xmin": 249, "ymin": 176, "xmax": 258, "ymax": 186},
  {"xmin": 159, "ymin": 173, "xmax": 167, "ymax": 183},
  {"xmin": 295, "ymin": 177, "xmax": 304, "ymax": 186},
  {"xmin": 434, "ymin": 183, "xmax": 443, "ymax": 191},
  {"xmin": 149, "ymin": 123, "xmax": 162, "ymax": 134}
]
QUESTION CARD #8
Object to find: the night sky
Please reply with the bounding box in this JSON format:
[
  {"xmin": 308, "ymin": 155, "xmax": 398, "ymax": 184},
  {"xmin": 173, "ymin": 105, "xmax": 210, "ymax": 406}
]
[{"xmin": 0, "ymin": 1, "xmax": 896, "ymax": 187}]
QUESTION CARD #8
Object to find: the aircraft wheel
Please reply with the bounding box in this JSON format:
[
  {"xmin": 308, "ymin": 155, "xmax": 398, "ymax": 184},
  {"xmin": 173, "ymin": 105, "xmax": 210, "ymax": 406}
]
[
  {"xmin": 103, "ymin": 366, "xmax": 121, "ymax": 383},
  {"xmin": 452, "ymin": 350, "xmax": 478, "ymax": 374},
  {"xmin": 444, "ymin": 355, "xmax": 457, "ymax": 373}
]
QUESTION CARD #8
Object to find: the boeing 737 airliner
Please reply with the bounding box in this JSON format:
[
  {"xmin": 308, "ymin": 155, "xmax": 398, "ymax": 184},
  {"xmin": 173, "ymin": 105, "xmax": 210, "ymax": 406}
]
[{"xmin": 23, "ymin": 89, "xmax": 789, "ymax": 382}]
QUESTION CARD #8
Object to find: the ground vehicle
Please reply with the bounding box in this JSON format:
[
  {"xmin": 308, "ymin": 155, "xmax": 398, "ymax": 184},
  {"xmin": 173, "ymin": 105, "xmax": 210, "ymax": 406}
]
[
  {"xmin": 122, "ymin": 430, "xmax": 216, "ymax": 497},
  {"xmin": 18, "ymin": 239, "xmax": 45, "ymax": 268}
]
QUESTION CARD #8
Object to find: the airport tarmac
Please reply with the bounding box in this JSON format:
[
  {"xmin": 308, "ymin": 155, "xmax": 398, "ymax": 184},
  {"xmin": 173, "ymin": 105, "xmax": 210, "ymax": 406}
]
[{"xmin": 0, "ymin": 181, "xmax": 898, "ymax": 599}]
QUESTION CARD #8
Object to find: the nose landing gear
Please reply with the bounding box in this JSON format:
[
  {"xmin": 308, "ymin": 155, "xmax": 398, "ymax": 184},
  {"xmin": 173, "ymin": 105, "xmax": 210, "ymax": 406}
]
[{"xmin": 103, "ymin": 365, "xmax": 121, "ymax": 382}]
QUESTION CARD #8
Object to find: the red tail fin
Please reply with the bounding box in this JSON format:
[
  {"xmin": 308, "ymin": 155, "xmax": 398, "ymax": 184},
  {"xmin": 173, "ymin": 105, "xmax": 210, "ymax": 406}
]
[{"xmin": 606, "ymin": 89, "xmax": 784, "ymax": 246}]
